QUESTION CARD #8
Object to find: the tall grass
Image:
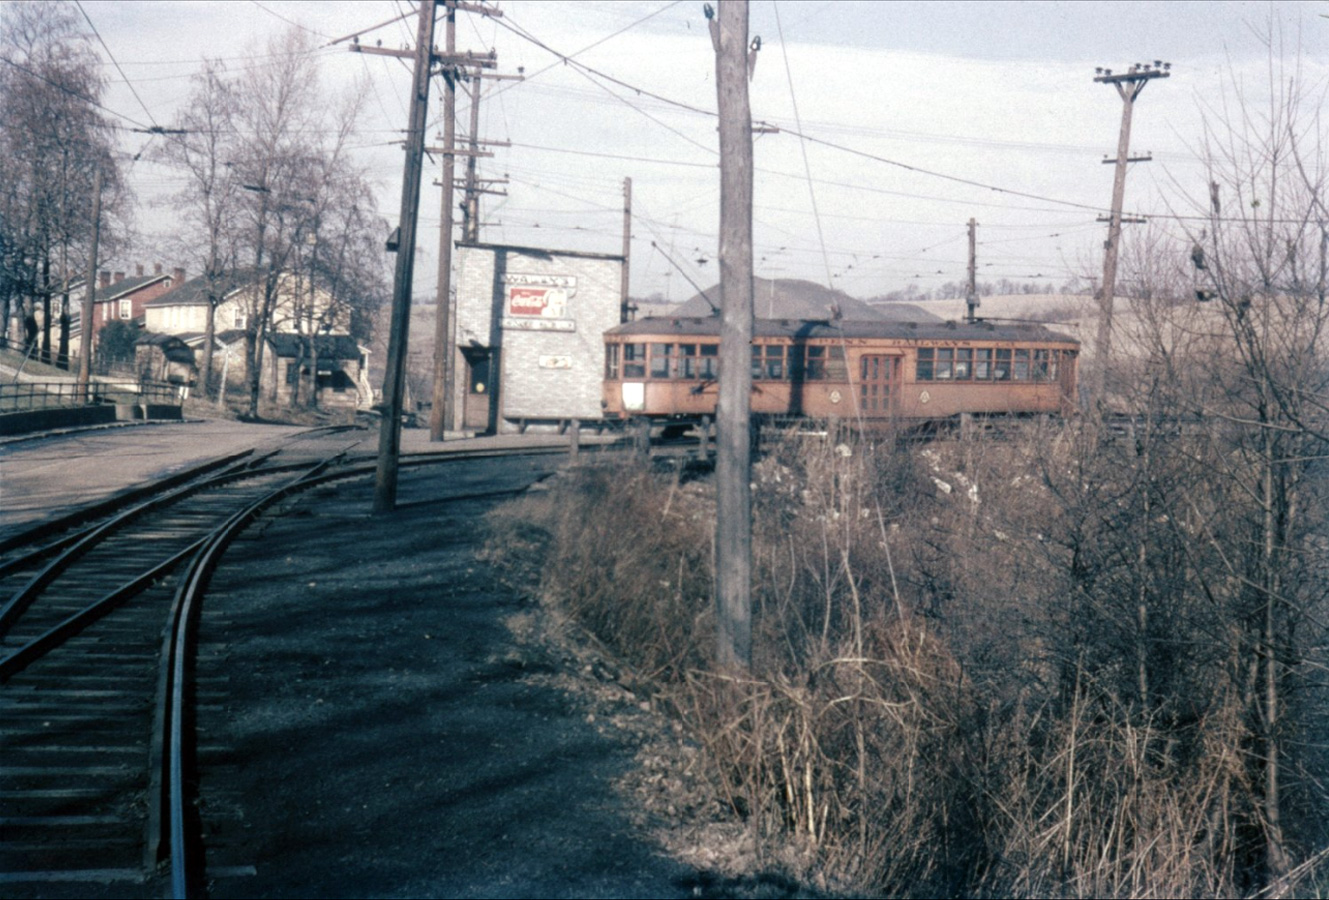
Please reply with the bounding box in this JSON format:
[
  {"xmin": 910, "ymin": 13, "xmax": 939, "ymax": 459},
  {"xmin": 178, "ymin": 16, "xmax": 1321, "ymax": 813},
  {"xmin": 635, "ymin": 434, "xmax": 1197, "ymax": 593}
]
[{"xmin": 486, "ymin": 425, "xmax": 1329, "ymax": 898}]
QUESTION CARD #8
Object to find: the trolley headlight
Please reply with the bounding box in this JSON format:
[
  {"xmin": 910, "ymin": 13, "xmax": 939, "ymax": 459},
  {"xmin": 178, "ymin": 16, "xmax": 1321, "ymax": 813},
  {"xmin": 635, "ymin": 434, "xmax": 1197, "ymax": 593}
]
[{"xmin": 622, "ymin": 382, "xmax": 645, "ymax": 412}]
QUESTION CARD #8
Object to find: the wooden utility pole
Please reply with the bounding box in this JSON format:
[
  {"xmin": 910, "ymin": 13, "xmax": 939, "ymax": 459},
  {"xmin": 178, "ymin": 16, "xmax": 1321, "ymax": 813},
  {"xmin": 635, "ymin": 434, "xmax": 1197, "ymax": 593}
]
[
  {"xmin": 374, "ymin": 0, "xmax": 437, "ymax": 513},
  {"xmin": 966, "ymin": 217, "xmax": 978, "ymax": 323},
  {"xmin": 1092, "ymin": 61, "xmax": 1167, "ymax": 402},
  {"xmin": 712, "ymin": 0, "xmax": 754, "ymax": 670},
  {"xmin": 462, "ymin": 74, "xmax": 482, "ymax": 242},
  {"xmin": 428, "ymin": 3, "xmax": 458, "ymax": 442},
  {"xmin": 76, "ymin": 166, "xmax": 101, "ymax": 401},
  {"xmin": 620, "ymin": 177, "xmax": 633, "ymax": 322}
]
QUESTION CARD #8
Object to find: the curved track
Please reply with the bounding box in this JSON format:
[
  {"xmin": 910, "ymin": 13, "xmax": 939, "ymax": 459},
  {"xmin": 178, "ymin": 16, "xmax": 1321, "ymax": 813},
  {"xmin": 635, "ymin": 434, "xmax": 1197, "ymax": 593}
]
[{"xmin": 0, "ymin": 434, "xmax": 590, "ymax": 898}]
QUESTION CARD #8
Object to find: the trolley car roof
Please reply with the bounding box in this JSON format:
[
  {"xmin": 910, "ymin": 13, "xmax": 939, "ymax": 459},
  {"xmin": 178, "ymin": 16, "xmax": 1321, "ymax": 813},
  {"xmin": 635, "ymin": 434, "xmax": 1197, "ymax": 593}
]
[{"xmin": 607, "ymin": 316, "xmax": 1079, "ymax": 346}]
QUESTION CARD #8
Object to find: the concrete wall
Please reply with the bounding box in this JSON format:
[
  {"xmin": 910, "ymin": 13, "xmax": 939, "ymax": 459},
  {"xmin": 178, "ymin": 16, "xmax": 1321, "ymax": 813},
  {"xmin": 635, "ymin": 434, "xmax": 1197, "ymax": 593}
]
[{"xmin": 454, "ymin": 243, "xmax": 623, "ymax": 432}]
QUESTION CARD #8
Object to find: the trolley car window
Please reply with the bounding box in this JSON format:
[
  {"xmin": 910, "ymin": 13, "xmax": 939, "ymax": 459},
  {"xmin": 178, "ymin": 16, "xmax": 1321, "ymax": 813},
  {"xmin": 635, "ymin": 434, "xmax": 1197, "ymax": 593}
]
[
  {"xmin": 805, "ymin": 345, "xmax": 845, "ymax": 381},
  {"xmin": 606, "ymin": 343, "xmax": 620, "ymax": 379},
  {"xmin": 954, "ymin": 348, "xmax": 972, "ymax": 380},
  {"xmin": 1034, "ymin": 349, "xmax": 1055, "ymax": 380},
  {"xmin": 623, "ymin": 343, "xmax": 646, "ymax": 378},
  {"xmin": 698, "ymin": 344, "xmax": 718, "ymax": 379},
  {"xmin": 935, "ymin": 348, "xmax": 953, "ymax": 380},
  {"xmin": 651, "ymin": 343, "xmax": 675, "ymax": 379},
  {"xmin": 752, "ymin": 344, "xmax": 785, "ymax": 380},
  {"xmin": 1013, "ymin": 348, "xmax": 1030, "ymax": 381},
  {"xmin": 994, "ymin": 348, "xmax": 1011, "ymax": 381},
  {"xmin": 974, "ymin": 348, "xmax": 991, "ymax": 380},
  {"xmin": 916, "ymin": 347, "xmax": 933, "ymax": 381}
]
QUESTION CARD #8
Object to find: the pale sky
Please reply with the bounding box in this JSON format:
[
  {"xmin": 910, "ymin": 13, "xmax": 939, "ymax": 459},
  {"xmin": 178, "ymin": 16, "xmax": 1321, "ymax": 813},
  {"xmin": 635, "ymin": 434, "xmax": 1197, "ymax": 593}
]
[{"xmin": 29, "ymin": 0, "xmax": 1329, "ymax": 302}]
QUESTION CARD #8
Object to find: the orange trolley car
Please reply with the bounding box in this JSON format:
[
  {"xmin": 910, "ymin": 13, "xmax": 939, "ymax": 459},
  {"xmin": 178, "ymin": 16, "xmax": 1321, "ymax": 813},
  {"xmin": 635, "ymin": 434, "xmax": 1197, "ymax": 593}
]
[{"xmin": 603, "ymin": 316, "xmax": 1079, "ymax": 427}]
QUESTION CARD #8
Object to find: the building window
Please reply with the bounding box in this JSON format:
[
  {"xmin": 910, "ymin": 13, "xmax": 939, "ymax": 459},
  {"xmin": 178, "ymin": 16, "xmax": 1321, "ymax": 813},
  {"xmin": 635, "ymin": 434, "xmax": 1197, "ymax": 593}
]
[
  {"xmin": 232, "ymin": 308, "xmax": 247, "ymax": 329},
  {"xmin": 119, "ymin": 299, "xmax": 132, "ymax": 319}
]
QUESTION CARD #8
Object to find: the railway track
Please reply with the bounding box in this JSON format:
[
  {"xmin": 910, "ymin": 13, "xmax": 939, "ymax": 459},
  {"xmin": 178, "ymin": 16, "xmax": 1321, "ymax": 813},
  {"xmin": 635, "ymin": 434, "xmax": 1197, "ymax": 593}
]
[
  {"xmin": 0, "ymin": 444, "xmax": 347, "ymax": 898},
  {"xmin": 0, "ymin": 431, "xmax": 597, "ymax": 898}
]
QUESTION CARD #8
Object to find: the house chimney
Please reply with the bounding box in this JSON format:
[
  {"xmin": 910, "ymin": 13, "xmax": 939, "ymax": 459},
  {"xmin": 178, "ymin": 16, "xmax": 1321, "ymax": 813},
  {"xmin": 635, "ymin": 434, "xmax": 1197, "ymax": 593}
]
[
  {"xmin": 154, "ymin": 262, "xmax": 163, "ymax": 275},
  {"xmin": 113, "ymin": 271, "xmax": 125, "ymax": 283},
  {"xmin": 172, "ymin": 267, "xmax": 185, "ymax": 284},
  {"xmin": 135, "ymin": 264, "xmax": 144, "ymax": 277},
  {"xmin": 99, "ymin": 270, "xmax": 110, "ymax": 288}
]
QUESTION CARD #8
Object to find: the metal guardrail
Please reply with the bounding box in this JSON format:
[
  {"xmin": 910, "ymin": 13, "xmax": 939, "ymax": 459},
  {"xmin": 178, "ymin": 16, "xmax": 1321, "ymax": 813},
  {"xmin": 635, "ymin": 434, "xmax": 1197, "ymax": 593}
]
[{"xmin": 0, "ymin": 379, "xmax": 182, "ymax": 413}]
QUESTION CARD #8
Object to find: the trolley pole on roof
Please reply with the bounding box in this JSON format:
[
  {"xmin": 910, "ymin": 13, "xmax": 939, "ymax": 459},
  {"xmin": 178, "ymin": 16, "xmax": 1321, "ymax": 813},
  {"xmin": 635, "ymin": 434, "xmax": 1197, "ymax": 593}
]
[
  {"xmin": 621, "ymin": 177, "xmax": 633, "ymax": 322},
  {"xmin": 374, "ymin": 0, "xmax": 437, "ymax": 513},
  {"xmin": 966, "ymin": 217, "xmax": 978, "ymax": 324},
  {"xmin": 711, "ymin": 0, "xmax": 753, "ymax": 670}
]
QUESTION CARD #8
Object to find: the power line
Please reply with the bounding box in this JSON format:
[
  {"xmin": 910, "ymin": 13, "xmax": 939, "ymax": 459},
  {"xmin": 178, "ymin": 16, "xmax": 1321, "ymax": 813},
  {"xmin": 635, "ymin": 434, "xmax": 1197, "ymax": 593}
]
[
  {"xmin": 75, "ymin": 0, "xmax": 160, "ymax": 130},
  {"xmin": 249, "ymin": 0, "xmax": 332, "ymax": 40},
  {"xmin": 773, "ymin": 2, "xmax": 832, "ymax": 288}
]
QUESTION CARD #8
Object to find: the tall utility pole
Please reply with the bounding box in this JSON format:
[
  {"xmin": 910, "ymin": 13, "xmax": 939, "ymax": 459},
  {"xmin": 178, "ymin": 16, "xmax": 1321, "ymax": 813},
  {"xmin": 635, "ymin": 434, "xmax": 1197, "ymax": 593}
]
[
  {"xmin": 461, "ymin": 75, "xmax": 483, "ymax": 242},
  {"xmin": 966, "ymin": 217, "xmax": 978, "ymax": 323},
  {"xmin": 373, "ymin": 0, "xmax": 437, "ymax": 513},
  {"xmin": 711, "ymin": 0, "xmax": 754, "ymax": 670},
  {"xmin": 620, "ymin": 177, "xmax": 632, "ymax": 322},
  {"xmin": 428, "ymin": 3, "xmax": 458, "ymax": 443},
  {"xmin": 77, "ymin": 166, "xmax": 102, "ymax": 401},
  {"xmin": 1092, "ymin": 61, "xmax": 1168, "ymax": 401}
]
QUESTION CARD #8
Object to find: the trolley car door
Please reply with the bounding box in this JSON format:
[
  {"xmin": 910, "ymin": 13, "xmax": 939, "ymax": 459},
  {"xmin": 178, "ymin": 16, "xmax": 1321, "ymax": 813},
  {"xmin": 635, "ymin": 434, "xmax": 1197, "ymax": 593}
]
[{"xmin": 858, "ymin": 355, "xmax": 896, "ymax": 416}]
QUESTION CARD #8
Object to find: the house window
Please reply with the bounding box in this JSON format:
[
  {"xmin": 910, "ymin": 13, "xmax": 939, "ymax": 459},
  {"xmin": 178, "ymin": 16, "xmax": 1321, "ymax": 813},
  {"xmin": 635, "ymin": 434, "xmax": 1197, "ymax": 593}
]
[
  {"xmin": 232, "ymin": 308, "xmax": 247, "ymax": 329},
  {"xmin": 119, "ymin": 299, "xmax": 132, "ymax": 319}
]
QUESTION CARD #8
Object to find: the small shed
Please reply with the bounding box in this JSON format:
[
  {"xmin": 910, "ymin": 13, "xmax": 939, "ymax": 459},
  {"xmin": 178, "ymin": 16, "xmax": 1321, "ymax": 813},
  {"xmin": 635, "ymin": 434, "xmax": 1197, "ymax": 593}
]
[
  {"xmin": 263, "ymin": 333, "xmax": 368, "ymax": 410},
  {"xmin": 135, "ymin": 332, "xmax": 197, "ymax": 386}
]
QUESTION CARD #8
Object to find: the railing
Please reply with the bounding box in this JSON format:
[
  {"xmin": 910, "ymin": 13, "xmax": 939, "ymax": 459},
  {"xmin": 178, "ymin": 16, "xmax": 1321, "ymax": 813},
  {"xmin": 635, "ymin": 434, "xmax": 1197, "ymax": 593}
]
[{"xmin": 0, "ymin": 379, "xmax": 182, "ymax": 413}]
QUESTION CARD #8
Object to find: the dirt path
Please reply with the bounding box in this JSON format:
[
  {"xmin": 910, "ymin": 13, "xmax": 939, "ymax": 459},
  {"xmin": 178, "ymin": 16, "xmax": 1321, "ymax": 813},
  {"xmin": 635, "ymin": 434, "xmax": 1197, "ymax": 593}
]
[{"xmin": 196, "ymin": 457, "xmax": 701, "ymax": 898}]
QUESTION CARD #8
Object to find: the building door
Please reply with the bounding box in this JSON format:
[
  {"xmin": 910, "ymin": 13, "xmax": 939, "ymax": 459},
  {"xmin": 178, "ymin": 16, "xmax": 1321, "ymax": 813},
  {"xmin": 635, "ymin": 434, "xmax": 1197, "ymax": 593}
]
[
  {"xmin": 857, "ymin": 354, "xmax": 896, "ymax": 417},
  {"xmin": 462, "ymin": 347, "xmax": 496, "ymax": 432}
]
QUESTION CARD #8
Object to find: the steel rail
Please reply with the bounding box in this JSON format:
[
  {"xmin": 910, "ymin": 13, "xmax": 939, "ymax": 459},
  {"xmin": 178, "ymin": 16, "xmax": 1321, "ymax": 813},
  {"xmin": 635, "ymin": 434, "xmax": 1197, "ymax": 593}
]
[
  {"xmin": 0, "ymin": 449, "xmax": 254, "ymax": 558},
  {"xmin": 0, "ymin": 454, "xmax": 335, "ymax": 636},
  {"xmin": 153, "ymin": 457, "xmax": 339, "ymax": 899}
]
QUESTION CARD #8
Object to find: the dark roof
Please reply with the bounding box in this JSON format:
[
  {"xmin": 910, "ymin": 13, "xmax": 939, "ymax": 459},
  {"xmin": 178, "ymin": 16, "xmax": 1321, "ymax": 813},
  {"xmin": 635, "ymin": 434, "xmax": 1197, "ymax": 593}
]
[
  {"xmin": 93, "ymin": 273, "xmax": 171, "ymax": 302},
  {"xmin": 608, "ymin": 315, "xmax": 1079, "ymax": 346},
  {"xmin": 143, "ymin": 271, "xmax": 256, "ymax": 308},
  {"xmin": 136, "ymin": 332, "xmax": 196, "ymax": 363},
  {"xmin": 265, "ymin": 333, "xmax": 363, "ymax": 360},
  {"xmin": 673, "ymin": 278, "xmax": 940, "ymax": 323}
]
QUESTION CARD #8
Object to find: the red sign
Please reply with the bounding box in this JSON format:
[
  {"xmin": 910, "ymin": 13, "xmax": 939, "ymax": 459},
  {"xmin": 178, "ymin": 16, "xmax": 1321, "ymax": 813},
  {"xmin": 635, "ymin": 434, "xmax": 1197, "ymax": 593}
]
[{"xmin": 507, "ymin": 286, "xmax": 567, "ymax": 319}]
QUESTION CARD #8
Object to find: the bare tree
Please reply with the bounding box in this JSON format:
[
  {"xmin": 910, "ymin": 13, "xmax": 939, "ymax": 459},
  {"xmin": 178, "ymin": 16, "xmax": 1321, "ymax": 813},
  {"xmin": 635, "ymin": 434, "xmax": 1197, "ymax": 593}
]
[
  {"xmin": 156, "ymin": 59, "xmax": 243, "ymax": 396},
  {"xmin": 0, "ymin": 0, "xmax": 124, "ymax": 364}
]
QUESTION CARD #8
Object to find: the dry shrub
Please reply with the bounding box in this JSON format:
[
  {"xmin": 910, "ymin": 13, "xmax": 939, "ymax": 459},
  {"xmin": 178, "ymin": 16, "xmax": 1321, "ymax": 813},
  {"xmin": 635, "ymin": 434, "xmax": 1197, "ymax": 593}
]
[
  {"xmin": 498, "ymin": 460, "xmax": 716, "ymax": 681},
  {"xmin": 486, "ymin": 423, "xmax": 1329, "ymax": 898}
]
